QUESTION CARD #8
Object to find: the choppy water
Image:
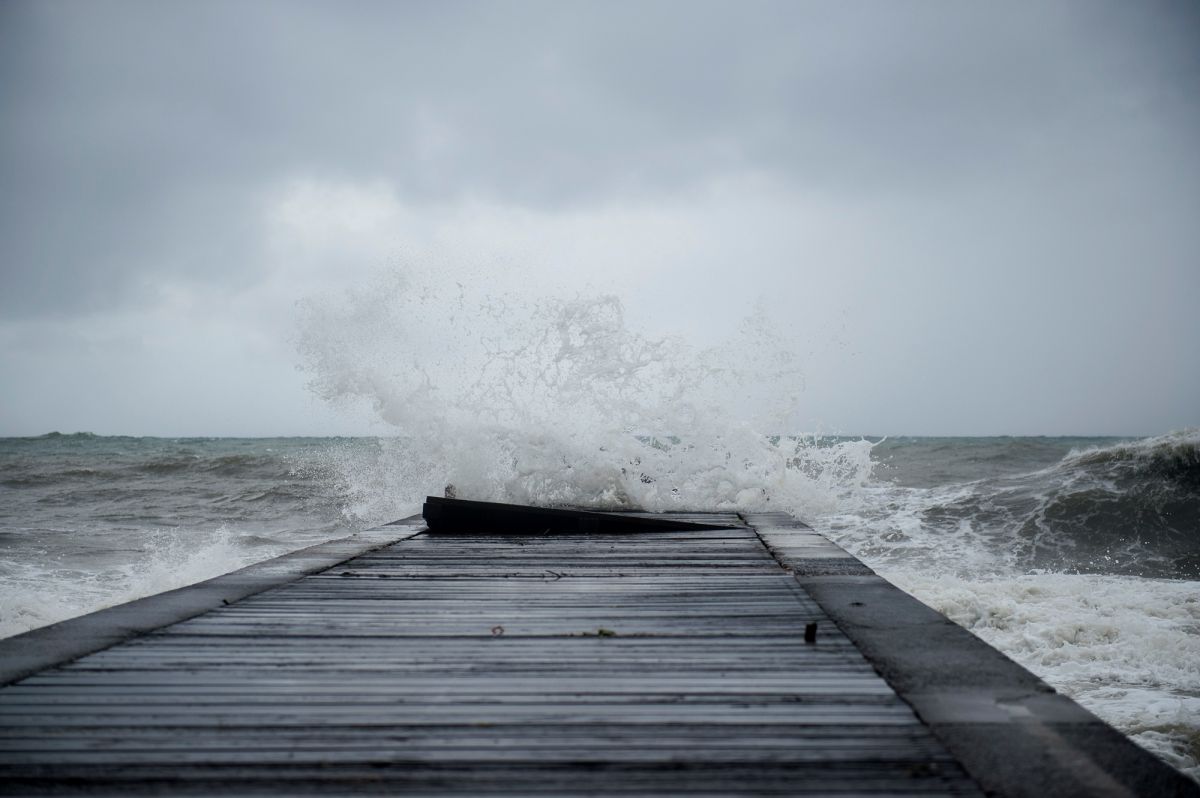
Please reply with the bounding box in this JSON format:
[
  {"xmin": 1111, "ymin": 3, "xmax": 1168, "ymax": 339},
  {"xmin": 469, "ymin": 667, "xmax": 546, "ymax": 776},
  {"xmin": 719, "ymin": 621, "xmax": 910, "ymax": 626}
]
[
  {"xmin": 0, "ymin": 434, "xmax": 384, "ymax": 637},
  {"xmin": 0, "ymin": 430, "xmax": 1196, "ymax": 780},
  {"xmin": 2, "ymin": 276, "xmax": 1197, "ymax": 780},
  {"xmin": 818, "ymin": 432, "xmax": 1200, "ymax": 780}
]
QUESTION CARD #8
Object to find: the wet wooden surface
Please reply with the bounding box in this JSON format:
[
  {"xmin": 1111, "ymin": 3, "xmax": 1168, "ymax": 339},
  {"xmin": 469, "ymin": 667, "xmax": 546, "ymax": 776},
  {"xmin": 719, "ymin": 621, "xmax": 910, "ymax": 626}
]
[{"xmin": 0, "ymin": 511, "xmax": 981, "ymax": 795}]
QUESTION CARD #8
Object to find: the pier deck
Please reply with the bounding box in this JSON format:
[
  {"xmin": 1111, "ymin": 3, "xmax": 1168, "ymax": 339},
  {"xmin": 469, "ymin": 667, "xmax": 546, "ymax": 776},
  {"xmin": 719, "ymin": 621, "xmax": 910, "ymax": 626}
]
[{"xmin": 0, "ymin": 501, "xmax": 1194, "ymax": 796}]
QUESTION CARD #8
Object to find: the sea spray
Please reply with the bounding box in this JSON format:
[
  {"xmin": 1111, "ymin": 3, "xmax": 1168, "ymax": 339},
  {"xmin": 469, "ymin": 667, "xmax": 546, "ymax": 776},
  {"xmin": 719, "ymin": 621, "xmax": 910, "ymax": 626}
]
[
  {"xmin": 1, "ymin": 272, "xmax": 1195, "ymax": 782},
  {"xmin": 296, "ymin": 267, "xmax": 1200, "ymax": 780},
  {"xmin": 295, "ymin": 269, "xmax": 871, "ymax": 518}
]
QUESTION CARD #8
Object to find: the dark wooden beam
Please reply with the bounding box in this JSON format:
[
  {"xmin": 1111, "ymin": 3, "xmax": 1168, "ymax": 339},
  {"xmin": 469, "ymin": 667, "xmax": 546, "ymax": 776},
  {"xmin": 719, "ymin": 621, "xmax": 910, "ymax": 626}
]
[{"xmin": 422, "ymin": 496, "xmax": 737, "ymax": 535}]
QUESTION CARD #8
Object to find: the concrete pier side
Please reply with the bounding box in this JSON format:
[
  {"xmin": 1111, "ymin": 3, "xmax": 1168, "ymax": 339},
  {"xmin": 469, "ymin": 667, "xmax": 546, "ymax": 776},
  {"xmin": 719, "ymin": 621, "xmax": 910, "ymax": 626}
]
[{"xmin": 0, "ymin": 499, "xmax": 1194, "ymax": 796}]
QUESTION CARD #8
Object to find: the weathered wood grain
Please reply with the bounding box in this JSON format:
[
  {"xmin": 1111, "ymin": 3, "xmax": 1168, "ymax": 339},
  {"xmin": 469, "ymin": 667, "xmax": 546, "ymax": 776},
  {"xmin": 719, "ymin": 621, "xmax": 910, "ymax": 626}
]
[{"xmin": 0, "ymin": 515, "xmax": 981, "ymax": 796}]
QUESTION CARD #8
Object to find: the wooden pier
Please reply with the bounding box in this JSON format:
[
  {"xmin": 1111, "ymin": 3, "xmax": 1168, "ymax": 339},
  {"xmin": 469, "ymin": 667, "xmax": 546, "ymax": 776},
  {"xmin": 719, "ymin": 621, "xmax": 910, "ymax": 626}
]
[{"xmin": 0, "ymin": 499, "xmax": 1194, "ymax": 796}]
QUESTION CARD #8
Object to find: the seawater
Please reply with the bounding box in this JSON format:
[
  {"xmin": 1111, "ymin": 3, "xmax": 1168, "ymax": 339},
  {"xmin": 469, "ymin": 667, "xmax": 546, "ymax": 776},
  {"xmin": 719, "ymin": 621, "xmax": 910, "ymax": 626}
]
[
  {"xmin": 0, "ymin": 434, "xmax": 373, "ymax": 637},
  {"xmin": 820, "ymin": 432, "xmax": 1200, "ymax": 780},
  {"xmin": 1, "ymin": 277, "xmax": 1197, "ymax": 780},
  {"xmin": 0, "ymin": 431, "xmax": 1196, "ymax": 780}
]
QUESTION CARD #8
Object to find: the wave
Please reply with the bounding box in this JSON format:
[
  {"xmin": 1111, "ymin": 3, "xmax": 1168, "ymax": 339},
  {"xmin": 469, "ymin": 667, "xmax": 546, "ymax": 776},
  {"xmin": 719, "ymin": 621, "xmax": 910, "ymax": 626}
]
[
  {"xmin": 295, "ymin": 271, "xmax": 877, "ymax": 523},
  {"xmin": 291, "ymin": 272, "xmax": 1199, "ymax": 577},
  {"xmin": 0, "ymin": 524, "xmax": 322, "ymax": 640},
  {"xmin": 1007, "ymin": 431, "xmax": 1200, "ymax": 578},
  {"xmin": 832, "ymin": 431, "xmax": 1200, "ymax": 580},
  {"xmin": 811, "ymin": 434, "xmax": 1200, "ymax": 781},
  {"xmin": 1065, "ymin": 428, "xmax": 1200, "ymax": 488},
  {"xmin": 3, "ymin": 270, "xmax": 1195, "ymax": 780},
  {"xmin": 129, "ymin": 452, "xmax": 298, "ymax": 479}
]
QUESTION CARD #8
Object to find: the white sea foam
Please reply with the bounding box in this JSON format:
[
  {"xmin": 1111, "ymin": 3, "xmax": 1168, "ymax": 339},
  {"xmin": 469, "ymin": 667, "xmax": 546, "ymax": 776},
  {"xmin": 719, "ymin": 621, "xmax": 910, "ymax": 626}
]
[
  {"xmin": 298, "ymin": 274, "xmax": 1198, "ymax": 780},
  {"xmin": 2, "ymin": 272, "xmax": 1191, "ymax": 783},
  {"xmin": 297, "ymin": 268, "xmax": 872, "ymax": 520},
  {"xmin": 0, "ymin": 525, "xmax": 300, "ymax": 639},
  {"xmin": 816, "ymin": 462, "xmax": 1200, "ymax": 781},
  {"xmin": 885, "ymin": 569, "xmax": 1200, "ymax": 779}
]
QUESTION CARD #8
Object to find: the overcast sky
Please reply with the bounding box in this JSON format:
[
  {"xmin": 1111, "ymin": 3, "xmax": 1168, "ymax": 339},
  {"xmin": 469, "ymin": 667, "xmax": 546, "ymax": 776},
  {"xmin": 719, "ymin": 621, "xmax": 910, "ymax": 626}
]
[{"xmin": 1, "ymin": 0, "xmax": 1197, "ymax": 437}]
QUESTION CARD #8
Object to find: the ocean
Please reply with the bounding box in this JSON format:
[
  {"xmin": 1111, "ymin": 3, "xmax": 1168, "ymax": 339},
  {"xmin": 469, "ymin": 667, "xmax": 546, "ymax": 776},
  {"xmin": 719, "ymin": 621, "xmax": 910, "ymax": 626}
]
[{"xmin": 0, "ymin": 430, "xmax": 1196, "ymax": 781}]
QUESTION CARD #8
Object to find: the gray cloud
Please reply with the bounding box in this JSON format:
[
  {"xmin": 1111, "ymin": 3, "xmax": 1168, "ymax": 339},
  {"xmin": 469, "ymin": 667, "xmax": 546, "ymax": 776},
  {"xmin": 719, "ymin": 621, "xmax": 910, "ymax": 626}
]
[
  {"xmin": 1, "ymin": 0, "xmax": 1198, "ymax": 434},
  {"xmin": 4, "ymin": 1, "xmax": 1198, "ymax": 315}
]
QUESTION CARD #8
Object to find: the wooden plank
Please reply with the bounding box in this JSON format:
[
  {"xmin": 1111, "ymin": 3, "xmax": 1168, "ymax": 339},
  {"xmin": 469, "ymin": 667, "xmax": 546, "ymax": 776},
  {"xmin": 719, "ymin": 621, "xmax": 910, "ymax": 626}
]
[{"xmin": 0, "ymin": 511, "xmax": 983, "ymax": 796}]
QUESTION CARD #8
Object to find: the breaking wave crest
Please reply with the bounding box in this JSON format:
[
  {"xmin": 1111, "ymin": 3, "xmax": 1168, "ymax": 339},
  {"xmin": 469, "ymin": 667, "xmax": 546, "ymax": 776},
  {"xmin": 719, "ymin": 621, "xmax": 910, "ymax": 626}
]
[
  {"xmin": 1066, "ymin": 429, "xmax": 1200, "ymax": 488},
  {"xmin": 2, "ymin": 269, "xmax": 1194, "ymax": 782},
  {"xmin": 297, "ymin": 269, "xmax": 874, "ymax": 521},
  {"xmin": 294, "ymin": 272, "xmax": 1199, "ymax": 781},
  {"xmin": 831, "ymin": 430, "xmax": 1200, "ymax": 581}
]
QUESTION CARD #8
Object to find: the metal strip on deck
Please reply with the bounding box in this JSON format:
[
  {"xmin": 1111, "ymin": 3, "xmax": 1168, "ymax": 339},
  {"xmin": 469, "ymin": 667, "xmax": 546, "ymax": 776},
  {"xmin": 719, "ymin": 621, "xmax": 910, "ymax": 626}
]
[{"xmin": 0, "ymin": 512, "xmax": 981, "ymax": 795}]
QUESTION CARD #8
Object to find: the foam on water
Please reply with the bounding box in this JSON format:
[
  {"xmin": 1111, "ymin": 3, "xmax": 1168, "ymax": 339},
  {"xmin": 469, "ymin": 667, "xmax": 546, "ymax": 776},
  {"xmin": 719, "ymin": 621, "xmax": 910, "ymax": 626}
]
[
  {"xmin": 0, "ymin": 271, "xmax": 1194, "ymax": 782},
  {"xmin": 817, "ymin": 434, "xmax": 1200, "ymax": 781},
  {"xmin": 891, "ymin": 571, "xmax": 1200, "ymax": 777},
  {"xmin": 0, "ymin": 437, "xmax": 360, "ymax": 639},
  {"xmin": 298, "ymin": 272, "xmax": 1198, "ymax": 780},
  {"xmin": 297, "ymin": 269, "xmax": 870, "ymax": 518},
  {"xmin": 0, "ymin": 524, "xmax": 292, "ymax": 639}
]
